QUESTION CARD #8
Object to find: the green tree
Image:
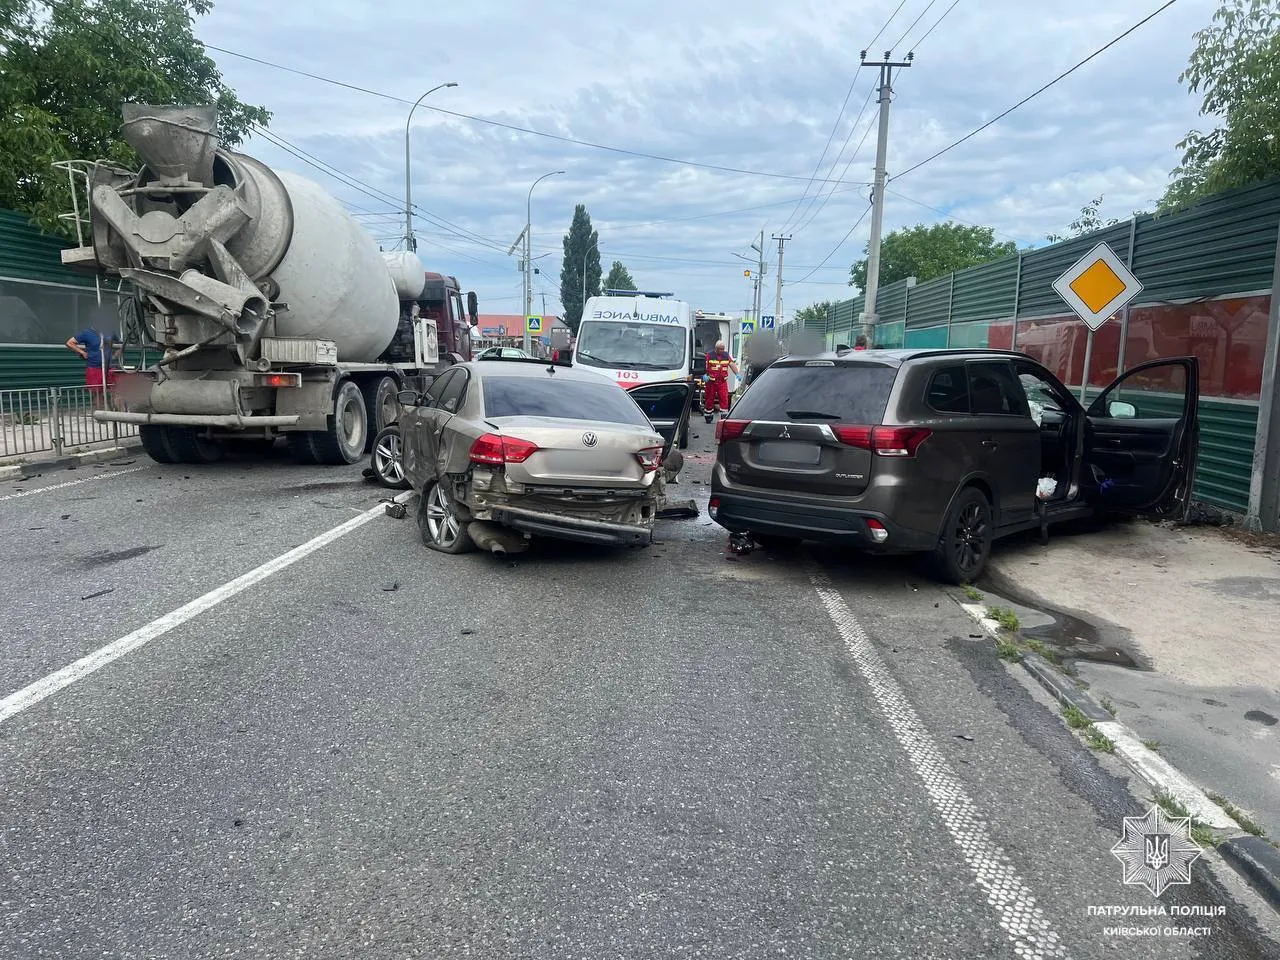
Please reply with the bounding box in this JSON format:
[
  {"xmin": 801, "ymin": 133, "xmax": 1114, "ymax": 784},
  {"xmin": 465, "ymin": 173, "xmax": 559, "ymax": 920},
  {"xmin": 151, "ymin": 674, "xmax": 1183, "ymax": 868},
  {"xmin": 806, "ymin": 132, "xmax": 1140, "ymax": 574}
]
[
  {"xmin": 0, "ymin": 0, "xmax": 270, "ymax": 231},
  {"xmin": 559, "ymin": 204, "xmax": 601, "ymax": 334},
  {"xmin": 792, "ymin": 301, "xmax": 833, "ymax": 327},
  {"xmin": 1045, "ymin": 196, "xmax": 1120, "ymax": 243},
  {"xmin": 1163, "ymin": 0, "xmax": 1280, "ymax": 209},
  {"xmin": 849, "ymin": 222, "xmax": 1016, "ymax": 291},
  {"xmin": 602, "ymin": 260, "xmax": 636, "ymax": 291}
]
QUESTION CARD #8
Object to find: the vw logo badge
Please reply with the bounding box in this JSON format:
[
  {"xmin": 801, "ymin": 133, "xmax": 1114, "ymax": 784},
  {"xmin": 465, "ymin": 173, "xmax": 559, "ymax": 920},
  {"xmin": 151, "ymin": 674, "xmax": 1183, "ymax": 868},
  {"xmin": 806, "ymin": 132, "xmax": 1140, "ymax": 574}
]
[{"xmin": 582, "ymin": 432, "xmax": 598, "ymax": 447}]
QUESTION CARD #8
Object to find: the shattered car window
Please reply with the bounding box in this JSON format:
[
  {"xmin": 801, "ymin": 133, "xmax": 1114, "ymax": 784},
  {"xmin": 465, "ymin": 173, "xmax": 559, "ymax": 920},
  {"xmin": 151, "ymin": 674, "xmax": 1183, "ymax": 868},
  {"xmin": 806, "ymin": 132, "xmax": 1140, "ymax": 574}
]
[{"xmin": 482, "ymin": 377, "xmax": 653, "ymax": 427}]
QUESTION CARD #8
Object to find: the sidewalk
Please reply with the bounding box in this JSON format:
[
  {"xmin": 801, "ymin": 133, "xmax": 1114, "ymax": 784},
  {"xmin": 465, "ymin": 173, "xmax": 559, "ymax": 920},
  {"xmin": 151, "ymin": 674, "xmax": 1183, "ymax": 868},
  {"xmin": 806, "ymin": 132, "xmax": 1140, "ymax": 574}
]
[
  {"xmin": 0, "ymin": 436, "xmax": 144, "ymax": 482},
  {"xmin": 982, "ymin": 518, "xmax": 1280, "ymax": 839}
]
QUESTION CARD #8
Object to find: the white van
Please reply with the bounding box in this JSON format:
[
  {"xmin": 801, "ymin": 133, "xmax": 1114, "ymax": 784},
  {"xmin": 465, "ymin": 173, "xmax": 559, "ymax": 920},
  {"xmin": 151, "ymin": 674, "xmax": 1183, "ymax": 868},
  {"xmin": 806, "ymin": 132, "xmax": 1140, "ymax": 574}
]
[{"xmin": 572, "ymin": 291, "xmax": 694, "ymax": 390}]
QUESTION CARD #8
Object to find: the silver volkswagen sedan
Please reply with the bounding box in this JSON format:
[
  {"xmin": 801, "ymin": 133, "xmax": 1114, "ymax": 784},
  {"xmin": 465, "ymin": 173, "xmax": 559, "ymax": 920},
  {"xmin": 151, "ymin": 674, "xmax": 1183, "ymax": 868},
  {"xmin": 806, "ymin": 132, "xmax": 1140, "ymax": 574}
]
[{"xmin": 394, "ymin": 359, "xmax": 692, "ymax": 554}]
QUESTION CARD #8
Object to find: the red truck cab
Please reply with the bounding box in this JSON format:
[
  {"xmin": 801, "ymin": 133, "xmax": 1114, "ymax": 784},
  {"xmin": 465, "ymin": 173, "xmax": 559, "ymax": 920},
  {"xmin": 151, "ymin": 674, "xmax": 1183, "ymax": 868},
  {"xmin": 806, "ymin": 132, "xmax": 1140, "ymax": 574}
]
[{"xmin": 422, "ymin": 272, "xmax": 478, "ymax": 362}]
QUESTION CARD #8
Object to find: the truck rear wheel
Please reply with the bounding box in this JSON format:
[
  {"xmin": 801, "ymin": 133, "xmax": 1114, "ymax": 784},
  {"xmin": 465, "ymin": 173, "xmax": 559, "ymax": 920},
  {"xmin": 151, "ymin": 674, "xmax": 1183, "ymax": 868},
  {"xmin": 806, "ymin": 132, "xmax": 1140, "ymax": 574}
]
[
  {"xmin": 308, "ymin": 380, "xmax": 368, "ymax": 465},
  {"xmin": 138, "ymin": 425, "xmax": 176, "ymax": 464},
  {"xmin": 162, "ymin": 426, "xmax": 224, "ymax": 464},
  {"xmin": 361, "ymin": 375, "xmax": 400, "ymax": 447}
]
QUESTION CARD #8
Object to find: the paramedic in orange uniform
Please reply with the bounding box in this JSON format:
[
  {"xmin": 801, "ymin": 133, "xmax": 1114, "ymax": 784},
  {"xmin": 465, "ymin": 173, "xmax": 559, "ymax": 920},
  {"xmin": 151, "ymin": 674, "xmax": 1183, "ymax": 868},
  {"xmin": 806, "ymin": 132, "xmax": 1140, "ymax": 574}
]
[{"xmin": 703, "ymin": 340, "xmax": 738, "ymax": 423}]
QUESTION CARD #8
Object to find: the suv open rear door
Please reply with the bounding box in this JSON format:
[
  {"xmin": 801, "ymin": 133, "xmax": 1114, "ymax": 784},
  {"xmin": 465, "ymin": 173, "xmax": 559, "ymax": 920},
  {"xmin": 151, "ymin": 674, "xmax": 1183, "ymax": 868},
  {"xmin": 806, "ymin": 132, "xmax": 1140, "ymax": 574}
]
[{"xmin": 1083, "ymin": 357, "xmax": 1199, "ymax": 518}]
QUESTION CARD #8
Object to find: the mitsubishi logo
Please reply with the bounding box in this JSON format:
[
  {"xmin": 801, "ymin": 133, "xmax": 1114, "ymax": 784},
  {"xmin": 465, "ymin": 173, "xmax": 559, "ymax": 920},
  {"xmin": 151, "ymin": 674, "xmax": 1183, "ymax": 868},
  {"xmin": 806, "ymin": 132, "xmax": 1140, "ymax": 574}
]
[
  {"xmin": 779, "ymin": 424, "xmax": 791, "ymax": 439},
  {"xmin": 582, "ymin": 432, "xmax": 598, "ymax": 447}
]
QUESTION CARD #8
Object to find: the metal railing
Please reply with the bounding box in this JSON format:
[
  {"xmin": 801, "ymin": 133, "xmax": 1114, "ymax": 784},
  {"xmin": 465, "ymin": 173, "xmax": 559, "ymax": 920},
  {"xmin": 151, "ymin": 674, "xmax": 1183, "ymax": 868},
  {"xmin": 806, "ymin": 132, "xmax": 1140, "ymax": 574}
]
[{"xmin": 0, "ymin": 386, "xmax": 138, "ymax": 461}]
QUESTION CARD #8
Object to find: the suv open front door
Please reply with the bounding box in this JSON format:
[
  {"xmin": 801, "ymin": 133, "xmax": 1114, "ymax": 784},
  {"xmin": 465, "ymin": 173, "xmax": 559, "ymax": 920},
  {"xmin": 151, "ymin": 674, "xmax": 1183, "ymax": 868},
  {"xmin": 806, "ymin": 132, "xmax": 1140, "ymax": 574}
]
[{"xmin": 1083, "ymin": 357, "xmax": 1199, "ymax": 517}]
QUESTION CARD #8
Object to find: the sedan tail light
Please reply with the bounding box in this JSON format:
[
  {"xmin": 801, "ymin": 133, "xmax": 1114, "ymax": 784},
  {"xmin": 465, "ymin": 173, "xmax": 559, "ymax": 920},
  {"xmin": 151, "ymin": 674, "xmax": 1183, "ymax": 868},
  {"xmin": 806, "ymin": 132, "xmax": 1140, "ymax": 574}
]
[
  {"xmin": 716, "ymin": 419, "xmax": 750, "ymax": 443},
  {"xmin": 833, "ymin": 425, "xmax": 932, "ymax": 458},
  {"xmin": 635, "ymin": 446, "xmax": 663, "ymax": 472},
  {"xmin": 469, "ymin": 433, "xmax": 540, "ymax": 465}
]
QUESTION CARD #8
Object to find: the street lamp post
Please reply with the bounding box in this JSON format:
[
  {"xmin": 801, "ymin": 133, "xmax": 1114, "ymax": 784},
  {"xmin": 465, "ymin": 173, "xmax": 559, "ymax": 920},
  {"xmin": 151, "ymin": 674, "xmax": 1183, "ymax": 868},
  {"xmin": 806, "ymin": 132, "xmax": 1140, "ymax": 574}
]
[
  {"xmin": 581, "ymin": 236, "xmax": 600, "ymax": 315},
  {"xmin": 524, "ymin": 170, "xmax": 565, "ymax": 352},
  {"xmin": 403, "ymin": 81, "xmax": 458, "ymax": 252}
]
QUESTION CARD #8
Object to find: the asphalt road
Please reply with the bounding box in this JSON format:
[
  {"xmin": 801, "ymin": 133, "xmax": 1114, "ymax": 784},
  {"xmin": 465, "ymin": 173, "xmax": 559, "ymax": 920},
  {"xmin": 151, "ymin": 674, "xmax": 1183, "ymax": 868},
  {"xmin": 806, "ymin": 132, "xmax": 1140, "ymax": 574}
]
[{"xmin": 1, "ymin": 427, "xmax": 1278, "ymax": 959}]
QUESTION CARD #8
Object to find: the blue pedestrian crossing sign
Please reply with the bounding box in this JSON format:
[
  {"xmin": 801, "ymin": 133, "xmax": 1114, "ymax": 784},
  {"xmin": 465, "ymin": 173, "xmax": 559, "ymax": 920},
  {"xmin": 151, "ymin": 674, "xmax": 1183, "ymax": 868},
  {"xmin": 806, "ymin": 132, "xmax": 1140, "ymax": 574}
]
[
  {"xmin": 761, "ymin": 315, "xmax": 776, "ymax": 329},
  {"xmin": 740, "ymin": 319, "xmax": 756, "ymax": 335},
  {"xmin": 526, "ymin": 315, "xmax": 543, "ymax": 334}
]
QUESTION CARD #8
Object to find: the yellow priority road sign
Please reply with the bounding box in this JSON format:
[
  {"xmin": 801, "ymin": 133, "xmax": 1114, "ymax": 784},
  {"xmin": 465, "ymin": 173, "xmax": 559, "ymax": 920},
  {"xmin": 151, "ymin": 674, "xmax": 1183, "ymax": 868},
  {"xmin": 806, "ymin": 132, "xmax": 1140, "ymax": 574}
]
[
  {"xmin": 1051, "ymin": 241, "xmax": 1143, "ymax": 331},
  {"xmin": 526, "ymin": 315, "xmax": 543, "ymax": 333}
]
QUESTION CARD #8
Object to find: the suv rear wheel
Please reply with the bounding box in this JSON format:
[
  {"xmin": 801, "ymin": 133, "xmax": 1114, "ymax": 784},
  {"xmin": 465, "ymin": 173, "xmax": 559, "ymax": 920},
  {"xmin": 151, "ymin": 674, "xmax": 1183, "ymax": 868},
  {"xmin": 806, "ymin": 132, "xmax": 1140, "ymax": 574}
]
[{"xmin": 933, "ymin": 486, "xmax": 993, "ymax": 584}]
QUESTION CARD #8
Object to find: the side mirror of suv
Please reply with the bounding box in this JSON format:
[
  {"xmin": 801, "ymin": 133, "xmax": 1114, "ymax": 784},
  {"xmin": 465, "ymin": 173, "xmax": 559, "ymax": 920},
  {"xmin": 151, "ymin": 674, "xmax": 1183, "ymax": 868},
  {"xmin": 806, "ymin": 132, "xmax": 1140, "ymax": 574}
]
[{"xmin": 1107, "ymin": 400, "xmax": 1137, "ymax": 419}]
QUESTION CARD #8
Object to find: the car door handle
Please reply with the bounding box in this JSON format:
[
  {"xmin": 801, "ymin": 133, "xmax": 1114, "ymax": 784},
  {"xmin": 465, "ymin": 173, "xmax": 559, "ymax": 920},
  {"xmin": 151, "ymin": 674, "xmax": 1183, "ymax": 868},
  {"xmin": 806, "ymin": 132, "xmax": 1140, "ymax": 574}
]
[{"xmin": 981, "ymin": 439, "xmax": 999, "ymax": 449}]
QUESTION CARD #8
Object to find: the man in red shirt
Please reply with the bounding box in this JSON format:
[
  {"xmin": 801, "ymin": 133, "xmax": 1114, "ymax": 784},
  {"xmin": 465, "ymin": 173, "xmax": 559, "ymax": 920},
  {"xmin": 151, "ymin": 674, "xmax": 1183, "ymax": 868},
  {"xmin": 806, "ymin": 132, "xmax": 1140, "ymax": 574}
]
[{"xmin": 703, "ymin": 340, "xmax": 738, "ymax": 423}]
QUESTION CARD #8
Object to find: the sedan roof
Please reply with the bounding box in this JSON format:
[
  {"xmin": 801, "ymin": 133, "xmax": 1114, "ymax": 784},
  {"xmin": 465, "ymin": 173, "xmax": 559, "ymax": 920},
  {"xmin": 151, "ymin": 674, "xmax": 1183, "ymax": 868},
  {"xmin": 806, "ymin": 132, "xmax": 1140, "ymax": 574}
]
[{"xmin": 461, "ymin": 358, "xmax": 618, "ymax": 384}]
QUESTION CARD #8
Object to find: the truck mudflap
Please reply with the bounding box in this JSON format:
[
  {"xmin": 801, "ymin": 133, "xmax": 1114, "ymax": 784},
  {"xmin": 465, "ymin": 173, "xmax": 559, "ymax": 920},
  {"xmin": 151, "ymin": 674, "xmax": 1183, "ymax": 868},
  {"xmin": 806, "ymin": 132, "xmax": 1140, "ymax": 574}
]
[{"xmin": 93, "ymin": 411, "xmax": 298, "ymax": 428}]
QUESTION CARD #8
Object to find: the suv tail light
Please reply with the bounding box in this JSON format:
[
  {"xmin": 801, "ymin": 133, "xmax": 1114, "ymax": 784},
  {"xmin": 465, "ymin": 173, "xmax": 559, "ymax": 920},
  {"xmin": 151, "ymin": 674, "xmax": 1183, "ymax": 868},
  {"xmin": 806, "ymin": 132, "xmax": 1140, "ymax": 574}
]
[
  {"xmin": 635, "ymin": 446, "xmax": 663, "ymax": 472},
  {"xmin": 469, "ymin": 433, "xmax": 539, "ymax": 465},
  {"xmin": 716, "ymin": 418, "xmax": 750, "ymax": 443},
  {"xmin": 833, "ymin": 425, "xmax": 932, "ymax": 458}
]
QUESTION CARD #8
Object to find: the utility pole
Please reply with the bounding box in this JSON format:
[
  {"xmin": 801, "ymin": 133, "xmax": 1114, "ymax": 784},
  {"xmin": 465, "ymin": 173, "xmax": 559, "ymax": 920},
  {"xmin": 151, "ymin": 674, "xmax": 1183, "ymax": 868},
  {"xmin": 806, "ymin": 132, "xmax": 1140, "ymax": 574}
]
[
  {"xmin": 858, "ymin": 49, "xmax": 912, "ymax": 341},
  {"xmin": 772, "ymin": 233, "xmax": 790, "ymax": 328}
]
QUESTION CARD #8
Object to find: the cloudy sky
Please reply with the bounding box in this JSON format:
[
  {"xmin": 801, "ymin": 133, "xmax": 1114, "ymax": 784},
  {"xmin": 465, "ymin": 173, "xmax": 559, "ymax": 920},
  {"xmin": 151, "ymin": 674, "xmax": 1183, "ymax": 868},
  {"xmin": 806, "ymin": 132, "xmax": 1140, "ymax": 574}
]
[{"xmin": 198, "ymin": 0, "xmax": 1213, "ymax": 321}]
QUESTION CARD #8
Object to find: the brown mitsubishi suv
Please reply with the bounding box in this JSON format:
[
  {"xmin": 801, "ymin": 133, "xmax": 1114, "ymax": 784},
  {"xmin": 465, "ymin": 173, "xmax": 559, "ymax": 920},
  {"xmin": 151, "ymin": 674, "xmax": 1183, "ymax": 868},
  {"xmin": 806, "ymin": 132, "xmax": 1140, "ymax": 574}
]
[{"xmin": 709, "ymin": 348, "xmax": 1199, "ymax": 583}]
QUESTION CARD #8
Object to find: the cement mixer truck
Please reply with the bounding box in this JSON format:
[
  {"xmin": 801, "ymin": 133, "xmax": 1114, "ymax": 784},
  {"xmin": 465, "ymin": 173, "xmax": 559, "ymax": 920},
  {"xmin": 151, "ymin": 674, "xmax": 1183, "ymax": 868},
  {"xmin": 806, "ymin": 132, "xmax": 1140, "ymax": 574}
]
[{"xmin": 60, "ymin": 103, "xmax": 478, "ymax": 466}]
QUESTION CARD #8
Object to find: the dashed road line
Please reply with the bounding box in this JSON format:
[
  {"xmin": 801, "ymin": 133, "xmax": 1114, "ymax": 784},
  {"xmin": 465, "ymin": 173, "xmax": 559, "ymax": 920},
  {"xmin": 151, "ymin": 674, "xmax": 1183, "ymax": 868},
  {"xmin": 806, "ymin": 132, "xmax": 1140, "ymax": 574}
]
[
  {"xmin": 0, "ymin": 466, "xmax": 145, "ymax": 502},
  {"xmin": 811, "ymin": 570, "xmax": 1070, "ymax": 959},
  {"xmin": 0, "ymin": 491, "xmax": 414, "ymax": 725}
]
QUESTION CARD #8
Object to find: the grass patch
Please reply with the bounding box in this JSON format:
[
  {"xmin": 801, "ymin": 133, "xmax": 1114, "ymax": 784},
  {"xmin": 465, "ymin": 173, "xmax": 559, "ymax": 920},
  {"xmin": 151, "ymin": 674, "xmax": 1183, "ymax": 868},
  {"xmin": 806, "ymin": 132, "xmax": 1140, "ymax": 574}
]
[
  {"xmin": 1084, "ymin": 727, "xmax": 1116, "ymax": 753},
  {"xmin": 1142, "ymin": 738, "xmax": 1161, "ymax": 752},
  {"xmin": 986, "ymin": 605, "xmax": 1020, "ymax": 632},
  {"xmin": 1022, "ymin": 637, "xmax": 1064, "ymax": 666},
  {"xmin": 1208, "ymin": 793, "xmax": 1267, "ymax": 838},
  {"xmin": 1062, "ymin": 703, "xmax": 1092, "ymax": 730},
  {"xmin": 996, "ymin": 637, "xmax": 1023, "ymax": 662},
  {"xmin": 1099, "ymin": 696, "xmax": 1117, "ymax": 716},
  {"xmin": 1154, "ymin": 790, "xmax": 1219, "ymax": 848},
  {"xmin": 962, "ymin": 584, "xmax": 984, "ymax": 603}
]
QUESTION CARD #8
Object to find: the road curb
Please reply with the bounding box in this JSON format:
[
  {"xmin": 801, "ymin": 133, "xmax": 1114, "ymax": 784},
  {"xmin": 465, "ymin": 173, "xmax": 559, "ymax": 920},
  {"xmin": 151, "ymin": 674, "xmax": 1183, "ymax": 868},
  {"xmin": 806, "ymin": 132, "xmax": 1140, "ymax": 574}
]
[
  {"xmin": 956, "ymin": 597, "xmax": 1237, "ymax": 833},
  {"xmin": 955, "ymin": 592, "xmax": 1280, "ymax": 909},
  {"xmin": 1220, "ymin": 837, "xmax": 1280, "ymax": 912},
  {"xmin": 0, "ymin": 443, "xmax": 144, "ymax": 482}
]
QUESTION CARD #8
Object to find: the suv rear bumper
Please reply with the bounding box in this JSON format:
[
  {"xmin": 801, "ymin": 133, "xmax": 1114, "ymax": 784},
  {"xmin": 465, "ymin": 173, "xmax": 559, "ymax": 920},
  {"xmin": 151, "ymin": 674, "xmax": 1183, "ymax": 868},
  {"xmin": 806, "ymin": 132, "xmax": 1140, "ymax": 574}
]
[{"xmin": 710, "ymin": 490, "xmax": 936, "ymax": 552}]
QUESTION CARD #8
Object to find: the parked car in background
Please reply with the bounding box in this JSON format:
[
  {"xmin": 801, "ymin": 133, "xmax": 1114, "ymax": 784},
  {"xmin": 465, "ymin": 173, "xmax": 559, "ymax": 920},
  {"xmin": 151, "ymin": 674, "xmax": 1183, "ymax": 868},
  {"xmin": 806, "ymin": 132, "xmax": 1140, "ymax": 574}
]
[
  {"xmin": 709, "ymin": 348, "xmax": 1199, "ymax": 582},
  {"xmin": 391, "ymin": 360, "xmax": 692, "ymax": 554},
  {"xmin": 477, "ymin": 347, "xmax": 532, "ymax": 360}
]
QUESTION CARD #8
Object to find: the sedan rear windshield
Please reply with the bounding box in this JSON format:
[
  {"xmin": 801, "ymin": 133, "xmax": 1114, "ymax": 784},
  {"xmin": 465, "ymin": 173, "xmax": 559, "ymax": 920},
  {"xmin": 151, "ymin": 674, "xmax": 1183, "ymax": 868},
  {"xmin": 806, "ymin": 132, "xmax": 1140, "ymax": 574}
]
[
  {"xmin": 482, "ymin": 376, "xmax": 652, "ymax": 427},
  {"xmin": 733, "ymin": 363, "xmax": 896, "ymax": 424}
]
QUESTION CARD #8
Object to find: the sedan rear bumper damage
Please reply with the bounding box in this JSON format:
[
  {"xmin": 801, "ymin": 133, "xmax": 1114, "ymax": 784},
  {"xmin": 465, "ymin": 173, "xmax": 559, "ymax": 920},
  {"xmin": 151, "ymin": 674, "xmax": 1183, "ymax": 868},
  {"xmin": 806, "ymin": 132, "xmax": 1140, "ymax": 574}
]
[{"xmin": 492, "ymin": 504, "xmax": 653, "ymax": 546}]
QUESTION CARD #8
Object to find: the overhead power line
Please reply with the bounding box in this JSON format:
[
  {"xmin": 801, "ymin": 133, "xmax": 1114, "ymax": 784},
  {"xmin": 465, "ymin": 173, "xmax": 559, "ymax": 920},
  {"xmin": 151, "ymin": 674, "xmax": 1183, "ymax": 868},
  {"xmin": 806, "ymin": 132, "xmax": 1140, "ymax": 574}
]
[
  {"xmin": 207, "ymin": 43, "xmax": 866, "ymax": 186},
  {"xmin": 780, "ymin": 0, "xmax": 911, "ymax": 233},
  {"xmin": 789, "ymin": 202, "xmax": 875, "ymax": 286},
  {"xmin": 913, "ymin": 0, "xmax": 962, "ymax": 47},
  {"xmin": 894, "ymin": 0, "xmax": 1179, "ymax": 181}
]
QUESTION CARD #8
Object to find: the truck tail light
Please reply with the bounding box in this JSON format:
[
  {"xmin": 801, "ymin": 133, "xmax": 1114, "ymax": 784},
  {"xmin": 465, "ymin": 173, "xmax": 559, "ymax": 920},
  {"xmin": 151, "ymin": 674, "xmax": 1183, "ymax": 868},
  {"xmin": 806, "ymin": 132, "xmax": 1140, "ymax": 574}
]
[
  {"xmin": 469, "ymin": 433, "xmax": 539, "ymax": 465},
  {"xmin": 635, "ymin": 446, "xmax": 663, "ymax": 472},
  {"xmin": 832, "ymin": 425, "xmax": 932, "ymax": 457},
  {"xmin": 254, "ymin": 372, "xmax": 300, "ymax": 388},
  {"xmin": 716, "ymin": 418, "xmax": 750, "ymax": 443}
]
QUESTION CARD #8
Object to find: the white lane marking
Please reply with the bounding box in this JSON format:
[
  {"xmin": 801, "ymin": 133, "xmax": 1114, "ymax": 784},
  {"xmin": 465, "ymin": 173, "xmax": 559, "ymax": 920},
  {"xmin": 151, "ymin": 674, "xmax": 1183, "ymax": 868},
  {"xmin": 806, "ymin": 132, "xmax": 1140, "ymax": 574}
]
[
  {"xmin": 0, "ymin": 466, "xmax": 145, "ymax": 503},
  {"xmin": 810, "ymin": 570, "xmax": 1070, "ymax": 960},
  {"xmin": 0, "ymin": 491, "xmax": 414, "ymax": 725}
]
